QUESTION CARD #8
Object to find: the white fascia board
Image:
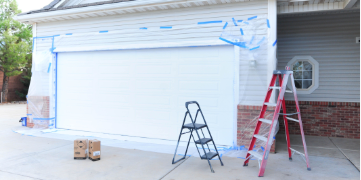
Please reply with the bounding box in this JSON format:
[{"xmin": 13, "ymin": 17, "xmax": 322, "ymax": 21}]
[{"xmin": 14, "ymin": 0, "xmax": 203, "ymax": 23}]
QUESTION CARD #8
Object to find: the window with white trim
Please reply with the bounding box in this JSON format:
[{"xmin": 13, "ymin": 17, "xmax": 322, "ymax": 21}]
[{"xmin": 287, "ymin": 56, "xmax": 319, "ymax": 94}]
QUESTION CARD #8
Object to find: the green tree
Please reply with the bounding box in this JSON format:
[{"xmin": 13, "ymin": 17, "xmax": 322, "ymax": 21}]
[{"xmin": 0, "ymin": 0, "xmax": 32, "ymax": 102}]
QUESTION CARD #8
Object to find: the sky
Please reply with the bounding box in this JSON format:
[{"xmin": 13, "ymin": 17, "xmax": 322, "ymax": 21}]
[{"xmin": 16, "ymin": 0, "xmax": 54, "ymax": 13}]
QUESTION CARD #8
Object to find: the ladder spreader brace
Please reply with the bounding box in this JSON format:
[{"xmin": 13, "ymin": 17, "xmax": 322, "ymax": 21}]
[
  {"xmin": 172, "ymin": 101, "xmax": 224, "ymax": 173},
  {"xmin": 243, "ymin": 69, "xmax": 311, "ymax": 177}
]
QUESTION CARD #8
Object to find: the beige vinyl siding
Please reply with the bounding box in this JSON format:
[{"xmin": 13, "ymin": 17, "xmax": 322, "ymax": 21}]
[{"xmin": 277, "ymin": 11, "xmax": 360, "ymax": 102}]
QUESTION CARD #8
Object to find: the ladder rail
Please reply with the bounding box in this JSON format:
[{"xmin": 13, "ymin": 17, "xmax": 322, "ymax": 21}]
[
  {"xmin": 199, "ymin": 109, "xmax": 224, "ymax": 166},
  {"xmin": 290, "ymin": 75, "xmax": 311, "ymax": 170},
  {"xmin": 194, "ymin": 109, "xmax": 212, "ymax": 152},
  {"xmin": 172, "ymin": 111, "xmax": 191, "ymax": 164},
  {"xmin": 278, "ymin": 74, "xmax": 292, "ymax": 160},
  {"xmin": 186, "ymin": 104, "xmax": 216, "ymax": 173},
  {"xmin": 244, "ymin": 74, "xmax": 278, "ymax": 166}
]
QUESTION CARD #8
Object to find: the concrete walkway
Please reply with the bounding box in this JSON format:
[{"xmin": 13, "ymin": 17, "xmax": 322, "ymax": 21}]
[{"xmin": 0, "ymin": 104, "xmax": 359, "ymax": 180}]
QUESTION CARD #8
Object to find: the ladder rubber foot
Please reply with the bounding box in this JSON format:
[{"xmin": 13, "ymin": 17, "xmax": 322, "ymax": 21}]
[
  {"xmin": 211, "ymin": 170, "xmax": 215, "ymax": 173},
  {"xmin": 307, "ymin": 168, "xmax": 311, "ymax": 171},
  {"xmin": 289, "ymin": 157, "xmax": 292, "ymax": 161},
  {"xmin": 243, "ymin": 163, "xmax": 248, "ymax": 167}
]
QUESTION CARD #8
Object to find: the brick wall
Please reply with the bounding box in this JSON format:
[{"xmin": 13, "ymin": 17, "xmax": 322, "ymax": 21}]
[
  {"xmin": 27, "ymin": 96, "xmax": 50, "ymax": 128},
  {"xmin": 279, "ymin": 101, "xmax": 360, "ymax": 139},
  {"xmin": 237, "ymin": 105, "xmax": 276, "ymax": 153},
  {"xmin": 0, "ymin": 72, "xmax": 25, "ymax": 102}
]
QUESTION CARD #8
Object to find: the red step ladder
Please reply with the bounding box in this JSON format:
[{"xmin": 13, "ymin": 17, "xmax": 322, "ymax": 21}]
[{"xmin": 243, "ymin": 69, "xmax": 311, "ymax": 177}]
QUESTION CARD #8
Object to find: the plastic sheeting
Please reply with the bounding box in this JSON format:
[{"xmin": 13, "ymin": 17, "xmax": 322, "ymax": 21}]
[{"xmin": 27, "ymin": 37, "xmax": 56, "ymax": 129}]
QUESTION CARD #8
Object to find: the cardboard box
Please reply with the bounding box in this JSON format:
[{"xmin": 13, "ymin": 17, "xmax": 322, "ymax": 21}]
[
  {"xmin": 89, "ymin": 139, "xmax": 101, "ymax": 161},
  {"xmin": 74, "ymin": 139, "xmax": 88, "ymax": 159}
]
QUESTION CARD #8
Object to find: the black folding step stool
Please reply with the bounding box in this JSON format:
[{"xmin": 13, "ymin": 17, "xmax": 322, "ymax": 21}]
[{"xmin": 172, "ymin": 101, "xmax": 224, "ymax": 173}]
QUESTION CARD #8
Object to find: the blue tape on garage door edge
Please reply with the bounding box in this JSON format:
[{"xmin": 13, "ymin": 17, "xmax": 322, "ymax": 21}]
[
  {"xmin": 99, "ymin": 31, "xmax": 108, "ymax": 33},
  {"xmin": 267, "ymin": 19, "xmax": 270, "ymax": 28},
  {"xmin": 197, "ymin": 21, "xmax": 222, "ymax": 24},
  {"xmin": 250, "ymin": 46, "xmax": 260, "ymax": 51}
]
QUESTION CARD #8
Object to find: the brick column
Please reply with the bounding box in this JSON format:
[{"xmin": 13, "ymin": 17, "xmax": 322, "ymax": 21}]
[
  {"xmin": 237, "ymin": 105, "xmax": 276, "ymax": 153},
  {"xmin": 27, "ymin": 96, "xmax": 50, "ymax": 128}
]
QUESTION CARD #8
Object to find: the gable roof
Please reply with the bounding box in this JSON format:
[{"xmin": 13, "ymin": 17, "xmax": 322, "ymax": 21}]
[{"xmin": 18, "ymin": 0, "xmax": 133, "ymax": 16}]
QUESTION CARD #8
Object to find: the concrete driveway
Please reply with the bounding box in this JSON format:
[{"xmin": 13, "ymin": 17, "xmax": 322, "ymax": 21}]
[{"xmin": 0, "ymin": 104, "xmax": 359, "ymax": 180}]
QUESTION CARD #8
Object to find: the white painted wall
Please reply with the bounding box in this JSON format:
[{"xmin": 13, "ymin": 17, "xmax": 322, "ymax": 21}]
[
  {"xmin": 35, "ymin": 0, "xmax": 269, "ymax": 106},
  {"xmin": 277, "ymin": 11, "xmax": 360, "ymax": 102}
]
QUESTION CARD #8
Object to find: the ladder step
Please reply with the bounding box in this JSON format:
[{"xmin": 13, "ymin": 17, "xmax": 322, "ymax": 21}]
[
  {"xmin": 183, "ymin": 123, "xmax": 207, "ymax": 129},
  {"xmin": 254, "ymin": 135, "xmax": 268, "ymax": 142},
  {"xmin": 286, "ymin": 117, "xmax": 299, "ymax": 122},
  {"xmin": 259, "ymin": 118, "xmax": 272, "ymax": 124},
  {"xmin": 264, "ymin": 103, "xmax": 277, "ymax": 107},
  {"xmin": 201, "ymin": 152, "xmax": 218, "ymax": 160},
  {"xmin": 248, "ymin": 151, "xmax": 263, "ymax": 160},
  {"xmin": 269, "ymin": 86, "xmax": 292, "ymax": 93},
  {"xmin": 195, "ymin": 138, "xmax": 212, "ymax": 144}
]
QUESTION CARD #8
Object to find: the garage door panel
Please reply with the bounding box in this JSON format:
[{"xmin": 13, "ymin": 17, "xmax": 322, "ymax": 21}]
[{"xmin": 57, "ymin": 46, "xmax": 235, "ymax": 145}]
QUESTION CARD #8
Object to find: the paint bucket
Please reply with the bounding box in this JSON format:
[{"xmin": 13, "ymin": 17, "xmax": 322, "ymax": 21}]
[{"xmin": 21, "ymin": 117, "xmax": 27, "ymax": 126}]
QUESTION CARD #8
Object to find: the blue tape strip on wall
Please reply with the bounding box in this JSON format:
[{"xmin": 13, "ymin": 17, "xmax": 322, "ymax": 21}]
[
  {"xmin": 237, "ymin": 20, "xmax": 243, "ymax": 23},
  {"xmin": 219, "ymin": 37, "xmax": 247, "ymax": 48},
  {"xmin": 65, "ymin": 33, "xmax": 72, "ymax": 35},
  {"xmin": 273, "ymin": 40, "xmax": 277, "ymax": 46},
  {"xmin": 257, "ymin": 37, "xmax": 265, "ymax": 45},
  {"xmin": 248, "ymin": 16, "xmax": 257, "ymax": 20},
  {"xmin": 139, "ymin": 27, "xmax": 147, "ymax": 29},
  {"xmin": 240, "ymin": 28, "xmax": 244, "ymax": 35},
  {"xmin": 160, "ymin": 26, "xmax": 172, "ymax": 29},
  {"xmin": 243, "ymin": 21, "xmax": 249, "ymax": 25},
  {"xmin": 33, "ymin": 117, "xmax": 55, "ymax": 120},
  {"xmin": 232, "ymin": 18, "xmax": 238, "ymax": 26},
  {"xmin": 99, "ymin": 31, "xmax": 108, "ymax": 33},
  {"xmin": 47, "ymin": 63, "xmax": 51, "ymax": 73},
  {"xmin": 250, "ymin": 46, "xmax": 260, "ymax": 51},
  {"xmin": 223, "ymin": 22, "xmax": 228, "ymax": 29},
  {"xmin": 267, "ymin": 19, "xmax": 270, "ymax": 28},
  {"xmin": 197, "ymin": 20, "xmax": 222, "ymax": 24},
  {"xmin": 249, "ymin": 36, "xmax": 255, "ymax": 44}
]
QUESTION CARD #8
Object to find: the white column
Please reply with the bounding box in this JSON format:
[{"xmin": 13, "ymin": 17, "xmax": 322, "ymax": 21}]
[{"xmin": 267, "ymin": 0, "xmax": 277, "ymax": 103}]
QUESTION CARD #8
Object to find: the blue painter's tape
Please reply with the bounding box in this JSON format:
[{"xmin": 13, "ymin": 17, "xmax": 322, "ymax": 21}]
[
  {"xmin": 273, "ymin": 39, "xmax": 277, "ymax": 46},
  {"xmin": 160, "ymin": 26, "xmax": 172, "ymax": 29},
  {"xmin": 250, "ymin": 36, "xmax": 255, "ymax": 44},
  {"xmin": 65, "ymin": 33, "xmax": 72, "ymax": 35},
  {"xmin": 139, "ymin": 27, "xmax": 147, "ymax": 30},
  {"xmin": 197, "ymin": 20, "xmax": 222, "ymax": 24},
  {"xmin": 267, "ymin": 19, "xmax": 270, "ymax": 28},
  {"xmin": 248, "ymin": 16, "xmax": 257, "ymax": 20},
  {"xmin": 219, "ymin": 37, "xmax": 247, "ymax": 48},
  {"xmin": 240, "ymin": 28, "xmax": 244, "ymax": 35},
  {"xmin": 47, "ymin": 63, "xmax": 51, "ymax": 73},
  {"xmin": 223, "ymin": 22, "xmax": 228, "ymax": 29},
  {"xmin": 33, "ymin": 117, "xmax": 55, "ymax": 120},
  {"xmin": 257, "ymin": 37, "xmax": 265, "ymax": 45},
  {"xmin": 237, "ymin": 20, "xmax": 243, "ymax": 23},
  {"xmin": 178, "ymin": 154, "xmax": 191, "ymax": 157},
  {"xmin": 232, "ymin": 18, "xmax": 238, "ymax": 26},
  {"xmin": 53, "ymin": 35, "xmax": 60, "ymax": 37},
  {"xmin": 243, "ymin": 21, "xmax": 249, "ymax": 25},
  {"xmin": 261, "ymin": 146, "xmax": 265, "ymax": 151},
  {"xmin": 250, "ymin": 46, "xmax": 260, "ymax": 51},
  {"xmin": 27, "ymin": 114, "xmax": 32, "ymax": 115},
  {"xmin": 99, "ymin": 31, "xmax": 108, "ymax": 33}
]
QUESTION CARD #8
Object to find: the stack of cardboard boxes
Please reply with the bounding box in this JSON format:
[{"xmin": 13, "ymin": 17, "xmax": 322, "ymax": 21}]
[{"xmin": 74, "ymin": 139, "xmax": 101, "ymax": 161}]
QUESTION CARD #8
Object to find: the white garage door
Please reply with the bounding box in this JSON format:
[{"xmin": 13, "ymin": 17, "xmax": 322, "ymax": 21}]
[{"xmin": 57, "ymin": 46, "xmax": 235, "ymax": 145}]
